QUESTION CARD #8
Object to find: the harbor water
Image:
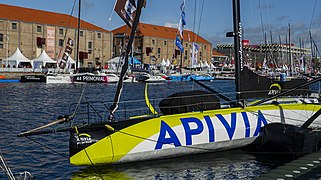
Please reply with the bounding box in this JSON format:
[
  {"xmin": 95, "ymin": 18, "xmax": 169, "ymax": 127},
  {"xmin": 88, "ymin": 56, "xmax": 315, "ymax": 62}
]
[{"xmin": 0, "ymin": 80, "xmax": 298, "ymax": 179}]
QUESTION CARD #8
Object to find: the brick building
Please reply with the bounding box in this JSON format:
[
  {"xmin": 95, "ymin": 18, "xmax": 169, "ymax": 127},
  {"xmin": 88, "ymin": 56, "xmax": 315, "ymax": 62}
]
[
  {"xmin": 112, "ymin": 23, "xmax": 212, "ymax": 66},
  {"xmin": 0, "ymin": 4, "xmax": 113, "ymax": 68}
]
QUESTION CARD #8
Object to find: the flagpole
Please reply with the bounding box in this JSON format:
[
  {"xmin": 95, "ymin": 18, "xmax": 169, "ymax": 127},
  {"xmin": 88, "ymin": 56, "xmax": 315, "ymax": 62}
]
[{"xmin": 76, "ymin": 0, "xmax": 81, "ymax": 70}]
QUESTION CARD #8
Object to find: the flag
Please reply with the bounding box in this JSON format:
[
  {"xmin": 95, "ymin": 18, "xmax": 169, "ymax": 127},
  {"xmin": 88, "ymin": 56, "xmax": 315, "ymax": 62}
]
[
  {"xmin": 178, "ymin": 18, "xmax": 184, "ymax": 38},
  {"xmin": 175, "ymin": 35, "xmax": 184, "ymax": 52},
  {"xmin": 177, "ymin": 0, "xmax": 186, "ymax": 39},
  {"xmin": 115, "ymin": 0, "xmax": 137, "ymax": 28},
  {"xmin": 191, "ymin": 42, "xmax": 200, "ymax": 67},
  {"xmin": 181, "ymin": 11, "xmax": 186, "ymax": 26},
  {"xmin": 178, "ymin": 12, "xmax": 186, "ymax": 38},
  {"xmin": 180, "ymin": 0, "xmax": 185, "ymax": 11}
]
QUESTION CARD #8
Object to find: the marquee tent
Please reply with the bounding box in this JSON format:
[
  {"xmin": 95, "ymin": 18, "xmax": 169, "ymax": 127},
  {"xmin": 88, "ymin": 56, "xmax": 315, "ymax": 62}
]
[
  {"xmin": 32, "ymin": 50, "xmax": 57, "ymax": 68},
  {"xmin": 3, "ymin": 48, "xmax": 32, "ymax": 67}
]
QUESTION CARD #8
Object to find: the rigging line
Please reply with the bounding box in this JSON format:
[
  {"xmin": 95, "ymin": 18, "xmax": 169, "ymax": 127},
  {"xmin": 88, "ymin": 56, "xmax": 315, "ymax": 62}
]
[
  {"xmin": 258, "ymin": 0, "xmax": 265, "ymax": 42},
  {"xmin": 192, "ymin": 0, "xmax": 197, "ymax": 42},
  {"xmin": 196, "ymin": 0, "xmax": 205, "ymax": 41},
  {"xmin": 71, "ymin": 86, "xmax": 87, "ymax": 126},
  {"xmin": 74, "ymin": 128, "xmax": 105, "ymax": 180},
  {"xmin": 25, "ymin": 136, "xmax": 68, "ymax": 159},
  {"xmin": 57, "ymin": 0, "xmax": 77, "ymax": 60},
  {"xmin": 246, "ymin": 104, "xmax": 319, "ymax": 124},
  {"xmin": 116, "ymin": 130, "xmax": 227, "ymax": 152},
  {"xmin": 106, "ymin": 0, "xmax": 118, "ymax": 29},
  {"xmin": 265, "ymin": 0, "xmax": 272, "ymax": 33},
  {"xmin": 0, "ymin": 152, "xmax": 15, "ymax": 180},
  {"xmin": 309, "ymin": 0, "xmax": 318, "ymax": 30}
]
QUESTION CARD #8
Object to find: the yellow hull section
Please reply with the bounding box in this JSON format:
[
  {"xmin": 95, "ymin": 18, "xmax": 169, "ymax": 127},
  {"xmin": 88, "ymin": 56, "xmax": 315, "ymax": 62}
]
[{"xmin": 70, "ymin": 103, "xmax": 321, "ymax": 166}]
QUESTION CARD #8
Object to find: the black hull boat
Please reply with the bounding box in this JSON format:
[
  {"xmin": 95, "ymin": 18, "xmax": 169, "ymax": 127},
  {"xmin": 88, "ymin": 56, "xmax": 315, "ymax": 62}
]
[{"xmin": 20, "ymin": 75, "xmax": 46, "ymax": 82}]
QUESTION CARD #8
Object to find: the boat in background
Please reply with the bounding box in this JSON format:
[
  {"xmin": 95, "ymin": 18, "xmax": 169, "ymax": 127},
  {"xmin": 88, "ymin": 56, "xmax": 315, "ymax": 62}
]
[
  {"xmin": 73, "ymin": 72, "xmax": 119, "ymax": 83},
  {"xmin": 165, "ymin": 73, "xmax": 214, "ymax": 82},
  {"xmin": 46, "ymin": 72, "xmax": 120, "ymax": 84},
  {"xmin": 136, "ymin": 73, "xmax": 166, "ymax": 83},
  {"xmin": 21, "ymin": 74, "xmax": 46, "ymax": 82}
]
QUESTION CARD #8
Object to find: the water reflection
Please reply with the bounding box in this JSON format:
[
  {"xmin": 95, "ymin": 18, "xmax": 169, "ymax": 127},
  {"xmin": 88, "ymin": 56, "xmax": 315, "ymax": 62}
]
[{"xmin": 71, "ymin": 150, "xmax": 274, "ymax": 180}]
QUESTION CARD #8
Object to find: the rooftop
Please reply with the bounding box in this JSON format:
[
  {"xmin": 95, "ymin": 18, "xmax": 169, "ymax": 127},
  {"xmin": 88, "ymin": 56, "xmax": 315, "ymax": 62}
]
[
  {"xmin": 0, "ymin": 4, "xmax": 109, "ymax": 32},
  {"xmin": 112, "ymin": 23, "xmax": 211, "ymax": 45}
]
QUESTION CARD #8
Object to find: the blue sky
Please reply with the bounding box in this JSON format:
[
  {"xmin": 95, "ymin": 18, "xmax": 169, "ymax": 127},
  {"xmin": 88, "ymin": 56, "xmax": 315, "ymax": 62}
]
[{"xmin": 2, "ymin": 0, "xmax": 321, "ymax": 48}]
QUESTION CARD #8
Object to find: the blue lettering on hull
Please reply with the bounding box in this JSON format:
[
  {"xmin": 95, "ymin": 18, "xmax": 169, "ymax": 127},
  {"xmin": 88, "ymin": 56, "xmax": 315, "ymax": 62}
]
[{"xmin": 155, "ymin": 111, "xmax": 268, "ymax": 150}]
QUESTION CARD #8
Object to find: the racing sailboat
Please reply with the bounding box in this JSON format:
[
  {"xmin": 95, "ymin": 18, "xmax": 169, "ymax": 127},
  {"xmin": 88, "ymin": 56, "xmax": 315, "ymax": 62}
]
[{"xmin": 19, "ymin": 0, "xmax": 321, "ymax": 166}]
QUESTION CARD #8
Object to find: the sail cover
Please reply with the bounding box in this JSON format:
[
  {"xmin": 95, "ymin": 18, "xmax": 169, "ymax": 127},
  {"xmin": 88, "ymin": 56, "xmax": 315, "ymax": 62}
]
[
  {"xmin": 159, "ymin": 90, "xmax": 220, "ymax": 115},
  {"xmin": 240, "ymin": 66, "xmax": 310, "ymax": 99}
]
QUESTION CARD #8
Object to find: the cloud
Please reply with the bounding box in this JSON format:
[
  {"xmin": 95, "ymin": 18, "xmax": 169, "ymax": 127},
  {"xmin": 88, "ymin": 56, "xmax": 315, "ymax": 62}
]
[
  {"xmin": 164, "ymin": 22, "xmax": 178, "ymax": 28},
  {"xmin": 277, "ymin": 16, "xmax": 289, "ymax": 21}
]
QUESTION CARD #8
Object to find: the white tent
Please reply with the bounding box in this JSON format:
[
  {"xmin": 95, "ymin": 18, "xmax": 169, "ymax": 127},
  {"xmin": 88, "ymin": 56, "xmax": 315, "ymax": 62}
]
[
  {"xmin": 160, "ymin": 59, "xmax": 166, "ymax": 66},
  {"xmin": 166, "ymin": 59, "xmax": 171, "ymax": 67},
  {"xmin": 107, "ymin": 57, "xmax": 121, "ymax": 70},
  {"xmin": 108, "ymin": 57, "xmax": 121, "ymax": 64},
  {"xmin": 203, "ymin": 61, "xmax": 209, "ymax": 68},
  {"xmin": 4, "ymin": 48, "xmax": 32, "ymax": 68},
  {"xmin": 32, "ymin": 50, "xmax": 57, "ymax": 68}
]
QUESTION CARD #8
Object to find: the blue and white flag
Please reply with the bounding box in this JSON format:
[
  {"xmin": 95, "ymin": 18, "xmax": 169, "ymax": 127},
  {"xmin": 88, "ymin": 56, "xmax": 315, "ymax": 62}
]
[
  {"xmin": 178, "ymin": 0, "xmax": 186, "ymax": 39},
  {"xmin": 178, "ymin": 19, "xmax": 184, "ymax": 38},
  {"xmin": 191, "ymin": 42, "xmax": 200, "ymax": 67},
  {"xmin": 181, "ymin": 11, "xmax": 186, "ymax": 26},
  {"xmin": 180, "ymin": 0, "xmax": 185, "ymax": 11},
  {"xmin": 175, "ymin": 35, "xmax": 184, "ymax": 52}
]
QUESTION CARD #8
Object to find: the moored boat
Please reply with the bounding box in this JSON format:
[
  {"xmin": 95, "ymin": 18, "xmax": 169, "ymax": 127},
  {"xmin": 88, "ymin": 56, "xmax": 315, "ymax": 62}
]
[
  {"xmin": 18, "ymin": 0, "xmax": 321, "ymax": 167},
  {"xmin": 21, "ymin": 74, "xmax": 46, "ymax": 82}
]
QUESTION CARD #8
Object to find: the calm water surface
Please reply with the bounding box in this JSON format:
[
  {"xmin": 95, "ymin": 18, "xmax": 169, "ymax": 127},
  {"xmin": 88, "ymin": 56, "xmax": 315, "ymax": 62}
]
[{"xmin": 0, "ymin": 81, "xmax": 289, "ymax": 179}]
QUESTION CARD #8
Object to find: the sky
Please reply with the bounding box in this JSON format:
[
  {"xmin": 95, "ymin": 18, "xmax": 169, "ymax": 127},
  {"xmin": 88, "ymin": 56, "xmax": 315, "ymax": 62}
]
[{"xmin": 2, "ymin": 0, "xmax": 321, "ymax": 48}]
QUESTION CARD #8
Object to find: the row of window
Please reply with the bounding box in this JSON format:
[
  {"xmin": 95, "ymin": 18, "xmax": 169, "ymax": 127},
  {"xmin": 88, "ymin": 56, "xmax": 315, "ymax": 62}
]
[
  {"xmin": 9, "ymin": 23, "xmax": 102, "ymax": 38},
  {"xmin": 57, "ymin": 39, "xmax": 92, "ymax": 49},
  {"xmin": 0, "ymin": 35, "xmax": 93, "ymax": 50}
]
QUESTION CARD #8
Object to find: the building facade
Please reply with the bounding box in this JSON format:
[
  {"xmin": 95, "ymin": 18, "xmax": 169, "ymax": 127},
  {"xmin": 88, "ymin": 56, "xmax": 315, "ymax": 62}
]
[
  {"xmin": 0, "ymin": 4, "xmax": 113, "ymax": 68},
  {"xmin": 216, "ymin": 42, "xmax": 313, "ymax": 68},
  {"xmin": 112, "ymin": 23, "xmax": 212, "ymax": 67}
]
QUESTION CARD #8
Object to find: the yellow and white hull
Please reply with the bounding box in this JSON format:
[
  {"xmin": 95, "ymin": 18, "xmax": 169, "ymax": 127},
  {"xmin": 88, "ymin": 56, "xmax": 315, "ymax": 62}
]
[{"xmin": 70, "ymin": 101, "xmax": 321, "ymax": 166}]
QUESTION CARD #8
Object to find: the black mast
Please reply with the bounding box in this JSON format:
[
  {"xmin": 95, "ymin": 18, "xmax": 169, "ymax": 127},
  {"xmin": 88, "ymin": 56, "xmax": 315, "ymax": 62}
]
[
  {"xmin": 232, "ymin": 0, "xmax": 242, "ymax": 104},
  {"xmin": 109, "ymin": 0, "xmax": 145, "ymax": 120},
  {"xmin": 76, "ymin": 0, "xmax": 81, "ymax": 69},
  {"xmin": 288, "ymin": 24, "xmax": 292, "ymax": 75}
]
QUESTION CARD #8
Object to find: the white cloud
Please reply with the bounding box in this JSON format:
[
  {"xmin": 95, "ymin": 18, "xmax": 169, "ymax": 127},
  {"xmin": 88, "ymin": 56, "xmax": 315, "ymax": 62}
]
[{"xmin": 164, "ymin": 22, "xmax": 178, "ymax": 28}]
